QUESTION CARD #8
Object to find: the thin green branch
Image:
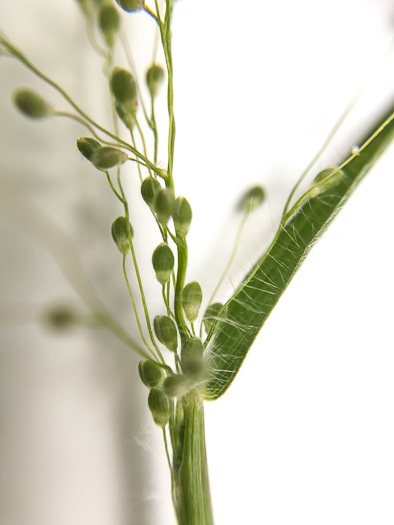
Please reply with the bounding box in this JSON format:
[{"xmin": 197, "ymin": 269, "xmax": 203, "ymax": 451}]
[
  {"xmin": 154, "ymin": 0, "xmax": 175, "ymax": 189},
  {"xmin": 122, "ymin": 254, "xmax": 157, "ymax": 359},
  {"xmin": 1, "ymin": 36, "xmax": 165, "ymax": 177},
  {"xmin": 93, "ymin": 312, "xmax": 152, "ymax": 360},
  {"xmin": 105, "ymin": 172, "xmax": 125, "ymax": 203},
  {"xmin": 206, "ymin": 210, "xmax": 249, "ymax": 309}
]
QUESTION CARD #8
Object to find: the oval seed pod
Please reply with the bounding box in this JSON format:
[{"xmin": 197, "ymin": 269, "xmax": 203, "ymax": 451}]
[
  {"xmin": 76, "ymin": 137, "xmax": 101, "ymax": 161},
  {"xmin": 91, "ymin": 146, "xmax": 128, "ymax": 170},
  {"xmin": 44, "ymin": 305, "xmax": 77, "ymax": 331},
  {"xmin": 146, "ymin": 64, "xmax": 165, "ymax": 98},
  {"xmin": 138, "ymin": 360, "xmax": 164, "ymax": 389},
  {"xmin": 148, "ymin": 387, "xmax": 172, "ymax": 427},
  {"xmin": 182, "ymin": 281, "xmax": 203, "ymax": 323},
  {"xmin": 141, "ymin": 177, "xmax": 161, "ymax": 209},
  {"xmin": 313, "ymin": 167, "xmax": 344, "ymax": 193},
  {"xmin": 13, "ymin": 88, "xmax": 53, "ymax": 119},
  {"xmin": 154, "ymin": 315, "xmax": 178, "ymax": 352},
  {"xmin": 110, "ymin": 67, "xmax": 137, "ymax": 107},
  {"xmin": 115, "ymin": 101, "xmax": 135, "ymax": 130},
  {"xmin": 181, "ymin": 337, "xmax": 204, "ymax": 376},
  {"xmin": 154, "ymin": 188, "xmax": 175, "ymax": 225},
  {"xmin": 203, "ymin": 302, "xmax": 224, "ymax": 334},
  {"xmin": 115, "ymin": 0, "xmax": 144, "ymax": 12},
  {"xmin": 239, "ymin": 185, "xmax": 266, "ymax": 213},
  {"xmin": 111, "ymin": 216, "xmax": 132, "ymax": 255},
  {"xmin": 172, "ymin": 196, "xmax": 192, "ymax": 237},
  {"xmin": 152, "ymin": 243, "xmax": 174, "ymax": 285},
  {"xmin": 99, "ymin": 4, "xmax": 120, "ymax": 48}
]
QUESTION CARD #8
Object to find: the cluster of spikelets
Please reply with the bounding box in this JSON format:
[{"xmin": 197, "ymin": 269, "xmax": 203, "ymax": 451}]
[{"xmin": 10, "ymin": 0, "xmax": 267, "ymax": 429}]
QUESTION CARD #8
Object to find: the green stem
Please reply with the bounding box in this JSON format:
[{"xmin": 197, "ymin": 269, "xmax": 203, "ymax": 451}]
[
  {"xmin": 171, "ymin": 392, "xmax": 214, "ymax": 525},
  {"xmin": 174, "ymin": 237, "xmax": 190, "ymax": 342},
  {"xmin": 154, "ymin": 0, "xmax": 176, "ymax": 189}
]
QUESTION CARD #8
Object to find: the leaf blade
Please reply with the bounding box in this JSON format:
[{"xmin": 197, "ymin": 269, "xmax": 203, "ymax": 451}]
[{"xmin": 203, "ymin": 107, "xmax": 394, "ymax": 400}]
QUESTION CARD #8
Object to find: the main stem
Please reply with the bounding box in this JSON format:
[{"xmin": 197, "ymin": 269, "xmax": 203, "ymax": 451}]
[{"xmin": 171, "ymin": 392, "xmax": 214, "ymax": 525}]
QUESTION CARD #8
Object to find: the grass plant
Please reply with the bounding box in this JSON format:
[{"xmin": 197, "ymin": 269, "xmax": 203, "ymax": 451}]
[{"xmin": 1, "ymin": 1, "xmax": 393, "ymax": 523}]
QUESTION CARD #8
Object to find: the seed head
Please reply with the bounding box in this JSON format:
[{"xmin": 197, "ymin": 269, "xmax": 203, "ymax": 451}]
[
  {"xmin": 91, "ymin": 146, "xmax": 128, "ymax": 170},
  {"xmin": 110, "ymin": 67, "xmax": 138, "ymax": 124},
  {"xmin": 172, "ymin": 196, "xmax": 192, "ymax": 237},
  {"xmin": 115, "ymin": 0, "xmax": 145, "ymax": 12},
  {"xmin": 148, "ymin": 387, "xmax": 172, "ymax": 427},
  {"xmin": 313, "ymin": 167, "xmax": 344, "ymax": 192},
  {"xmin": 146, "ymin": 64, "xmax": 165, "ymax": 98},
  {"xmin": 13, "ymin": 88, "xmax": 53, "ymax": 119},
  {"xmin": 138, "ymin": 360, "xmax": 164, "ymax": 388},
  {"xmin": 76, "ymin": 137, "xmax": 101, "ymax": 161},
  {"xmin": 154, "ymin": 188, "xmax": 175, "ymax": 225},
  {"xmin": 115, "ymin": 102, "xmax": 136, "ymax": 130},
  {"xmin": 111, "ymin": 216, "xmax": 132, "ymax": 255},
  {"xmin": 203, "ymin": 302, "xmax": 224, "ymax": 334},
  {"xmin": 99, "ymin": 4, "xmax": 120, "ymax": 47},
  {"xmin": 182, "ymin": 281, "xmax": 203, "ymax": 323},
  {"xmin": 141, "ymin": 177, "xmax": 161, "ymax": 209},
  {"xmin": 152, "ymin": 243, "xmax": 174, "ymax": 285},
  {"xmin": 154, "ymin": 315, "xmax": 178, "ymax": 352},
  {"xmin": 239, "ymin": 185, "xmax": 266, "ymax": 213},
  {"xmin": 111, "ymin": 67, "xmax": 137, "ymax": 105}
]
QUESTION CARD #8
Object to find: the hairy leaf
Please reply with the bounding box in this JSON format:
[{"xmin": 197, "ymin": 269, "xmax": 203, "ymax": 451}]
[{"xmin": 203, "ymin": 107, "xmax": 394, "ymax": 400}]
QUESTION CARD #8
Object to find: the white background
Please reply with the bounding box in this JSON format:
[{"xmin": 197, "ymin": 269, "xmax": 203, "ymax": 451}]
[{"xmin": 1, "ymin": 0, "xmax": 394, "ymax": 524}]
